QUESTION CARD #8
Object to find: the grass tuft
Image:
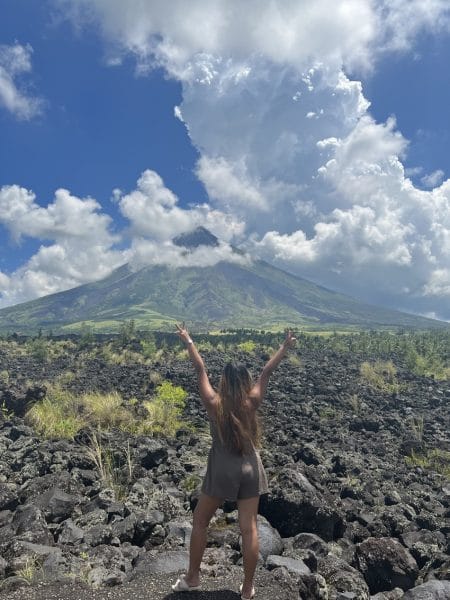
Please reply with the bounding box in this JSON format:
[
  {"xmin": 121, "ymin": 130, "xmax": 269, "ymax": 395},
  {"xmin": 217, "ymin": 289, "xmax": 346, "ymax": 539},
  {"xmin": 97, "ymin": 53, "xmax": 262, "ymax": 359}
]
[{"xmin": 360, "ymin": 360, "xmax": 400, "ymax": 394}]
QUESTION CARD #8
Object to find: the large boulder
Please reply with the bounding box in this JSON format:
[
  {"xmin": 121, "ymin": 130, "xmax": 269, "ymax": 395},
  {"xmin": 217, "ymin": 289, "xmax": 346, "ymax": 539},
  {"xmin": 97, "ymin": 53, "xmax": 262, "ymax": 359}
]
[
  {"xmin": 136, "ymin": 439, "xmax": 168, "ymax": 469},
  {"xmin": 266, "ymin": 555, "xmax": 310, "ymax": 576},
  {"xmin": 132, "ymin": 549, "xmax": 189, "ymax": 576},
  {"xmin": 260, "ymin": 467, "xmax": 345, "ymax": 541},
  {"xmin": 317, "ymin": 554, "xmax": 370, "ymax": 600},
  {"xmin": 356, "ymin": 536, "xmax": 419, "ymax": 594},
  {"xmin": 12, "ymin": 504, "xmax": 53, "ymax": 545},
  {"xmin": 34, "ymin": 487, "xmax": 81, "ymax": 523},
  {"xmin": 257, "ymin": 515, "xmax": 283, "ymax": 559},
  {"xmin": 0, "ymin": 483, "xmax": 18, "ymax": 511},
  {"xmin": 56, "ymin": 519, "xmax": 85, "ymax": 545},
  {"xmin": 293, "ymin": 532, "xmax": 330, "ymax": 557},
  {"xmin": 6, "ymin": 540, "xmax": 64, "ymax": 575},
  {"xmin": 402, "ymin": 580, "xmax": 450, "ymax": 599}
]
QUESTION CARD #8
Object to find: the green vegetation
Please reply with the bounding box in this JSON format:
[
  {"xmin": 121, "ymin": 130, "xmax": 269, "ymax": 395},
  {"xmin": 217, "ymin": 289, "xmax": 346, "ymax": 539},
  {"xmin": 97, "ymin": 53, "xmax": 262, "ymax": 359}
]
[
  {"xmin": 78, "ymin": 323, "xmax": 95, "ymax": 349},
  {"xmin": 347, "ymin": 394, "xmax": 362, "ymax": 414},
  {"xmin": 405, "ymin": 346, "xmax": 450, "ymax": 380},
  {"xmin": 25, "ymin": 381, "xmax": 187, "ymax": 440},
  {"xmin": 99, "ymin": 344, "xmax": 146, "ymax": 366},
  {"xmin": 82, "ymin": 431, "xmax": 133, "ymax": 501},
  {"xmin": 359, "ymin": 360, "xmax": 400, "ymax": 394},
  {"xmin": 0, "ymin": 398, "xmax": 13, "ymax": 419},
  {"xmin": 237, "ymin": 340, "xmax": 256, "ymax": 353},
  {"xmin": 26, "ymin": 337, "xmax": 49, "ymax": 362},
  {"xmin": 141, "ymin": 381, "xmax": 188, "ymax": 437},
  {"xmin": 140, "ymin": 335, "xmax": 157, "ymax": 358},
  {"xmin": 13, "ymin": 553, "xmax": 43, "ymax": 585},
  {"xmin": 181, "ymin": 474, "xmax": 202, "ymax": 493},
  {"xmin": 408, "ymin": 414, "xmax": 424, "ymax": 442},
  {"xmin": 318, "ymin": 405, "xmax": 338, "ymax": 420},
  {"xmin": 1, "ymin": 327, "xmax": 449, "ymax": 369},
  {"xmin": 405, "ymin": 448, "xmax": 450, "ymax": 480},
  {"xmin": 118, "ymin": 319, "xmax": 137, "ymax": 346},
  {"xmin": 0, "ymin": 369, "xmax": 9, "ymax": 385},
  {"xmin": 26, "ymin": 385, "xmax": 83, "ymax": 439},
  {"xmin": 81, "ymin": 391, "xmax": 135, "ymax": 430}
]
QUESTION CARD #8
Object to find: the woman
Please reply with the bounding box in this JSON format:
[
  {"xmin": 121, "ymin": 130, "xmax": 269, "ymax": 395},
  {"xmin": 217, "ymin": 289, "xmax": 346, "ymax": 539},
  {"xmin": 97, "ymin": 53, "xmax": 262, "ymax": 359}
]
[{"xmin": 172, "ymin": 325, "xmax": 296, "ymax": 599}]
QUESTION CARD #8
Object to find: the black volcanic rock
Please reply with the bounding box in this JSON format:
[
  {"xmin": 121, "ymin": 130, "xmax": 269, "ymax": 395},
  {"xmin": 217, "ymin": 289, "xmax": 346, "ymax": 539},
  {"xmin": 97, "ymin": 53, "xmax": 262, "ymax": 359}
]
[
  {"xmin": 0, "ymin": 341, "xmax": 448, "ymax": 596},
  {"xmin": 356, "ymin": 537, "xmax": 419, "ymax": 594}
]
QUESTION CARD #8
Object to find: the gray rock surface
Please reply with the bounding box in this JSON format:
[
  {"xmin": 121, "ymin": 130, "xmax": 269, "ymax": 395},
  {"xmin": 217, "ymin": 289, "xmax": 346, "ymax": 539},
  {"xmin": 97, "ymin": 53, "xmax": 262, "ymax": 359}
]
[{"xmin": 401, "ymin": 580, "xmax": 450, "ymax": 599}]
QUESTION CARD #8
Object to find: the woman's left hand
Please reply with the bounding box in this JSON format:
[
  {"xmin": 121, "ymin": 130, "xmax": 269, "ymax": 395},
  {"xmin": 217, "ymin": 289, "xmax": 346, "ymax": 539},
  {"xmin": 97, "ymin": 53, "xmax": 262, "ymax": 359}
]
[
  {"xmin": 176, "ymin": 322, "xmax": 191, "ymax": 345},
  {"xmin": 283, "ymin": 329, "xmax": 297, "ymax": 349}
]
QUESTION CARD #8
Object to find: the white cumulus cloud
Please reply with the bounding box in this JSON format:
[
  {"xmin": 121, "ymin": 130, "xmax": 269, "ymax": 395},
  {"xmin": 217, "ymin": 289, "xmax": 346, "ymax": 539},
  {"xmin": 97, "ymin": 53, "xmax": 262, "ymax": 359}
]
[{"xmin": 0, "ymin": 185, "xmax": 126, "ymax": 308}]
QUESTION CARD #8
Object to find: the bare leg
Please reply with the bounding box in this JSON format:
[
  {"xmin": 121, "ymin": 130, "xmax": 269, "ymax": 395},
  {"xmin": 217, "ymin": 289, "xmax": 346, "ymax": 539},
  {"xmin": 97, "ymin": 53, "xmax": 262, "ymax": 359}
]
[
  {"xmin": 184, "ymin": 493, "xmax": 222, "ymax": 587},
  {"xmin": 238, "ymin": 496, "xmax": 259, "ymax": 598}
]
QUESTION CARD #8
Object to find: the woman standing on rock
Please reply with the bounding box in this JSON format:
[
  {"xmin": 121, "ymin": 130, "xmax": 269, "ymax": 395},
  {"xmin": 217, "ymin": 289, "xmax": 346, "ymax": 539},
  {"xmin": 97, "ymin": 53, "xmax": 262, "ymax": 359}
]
[{"xmin": 172, "ymin": 324, "xmax": 296, "ymax": 599}]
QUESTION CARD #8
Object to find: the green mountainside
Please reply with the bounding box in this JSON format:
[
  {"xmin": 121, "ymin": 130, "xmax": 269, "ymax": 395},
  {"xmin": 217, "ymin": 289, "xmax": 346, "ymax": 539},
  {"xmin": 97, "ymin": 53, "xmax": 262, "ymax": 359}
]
[{"xmin": 0, "ymin": 236, "xmax": 446, "ymax": 333}]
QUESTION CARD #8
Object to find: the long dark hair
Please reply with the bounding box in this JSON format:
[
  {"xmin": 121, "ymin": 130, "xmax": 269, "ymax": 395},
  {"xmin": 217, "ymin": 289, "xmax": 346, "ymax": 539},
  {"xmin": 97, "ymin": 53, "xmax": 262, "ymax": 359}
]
[{"xmin": 216, "ymin": 362, "xmax": 261, "ymax": 454}]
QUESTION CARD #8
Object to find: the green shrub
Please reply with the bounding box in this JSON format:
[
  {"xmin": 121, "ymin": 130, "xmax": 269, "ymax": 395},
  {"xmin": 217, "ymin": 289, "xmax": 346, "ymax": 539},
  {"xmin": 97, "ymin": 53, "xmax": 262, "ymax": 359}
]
[
  {"xmin": 406, "ymin": 348, "xmax": 450, "ymax": 380},
  {"xmin": 140, "ymin": 380, "xmax": 187, "ymax": 437},
  {"xmin": 181, "ymin": 474, "xmax": 202, "ymax": 492},
  {"xmin": 318, "ymin": 405, "xmax": 337, "ymax": 420},
  {"xmin": 82, "ymin": 431, "xmax": 133, "ymax": 501},
  {"xmin": 118, "ymin": 319, "xmax": 136, "ymax": 346},
  {"xmin": 409, "ymin": 415, "xmax": 424, "ymax": 442},
  {"xmin": 347, "ymin": 394, "xmax": 362, "ymax": 414},
  {"xmin": 237, "ymin": 340, "xmax": 256, "ymax": 353},
  {"xmin": 26, "ymin": 338, "xmax": 48, "ymax": 362},
  {"xmin": 405, "ymin": 448, "xmax": 450, "ymax": 479},
  {"xmin": 360, "ymin": 360, "xmax": 400, "ymax": 393},
  {"xmin": 288, "ymin": 353, "xmax": 301, "ymax": 366},
  {"xmin": 78, "ymin": 323, "xmax": 95, "ymax": 349},
  {"xmin": 55, "ymin": 370, "xmax": 76, "ymax": 386},
  {"xmin": 0, "ymin": 369, "xmax": 9, "ymax": 385},
  {"xmin": 25, "ymin": 385, "xmax": 134, "ymax": 439},
  {"xmin": 25, "ymin": 386, "xmax": 83, "ymax": 439},
  {"xmin": 13, "ymin": 553, "xmax": 43, "ymax": 584},
  {"xmin": 100, "ymin": 344, "xmax": 144, "ymax": 365},
  {"xmin": 141, "ymin": 337, "xmax": 157, "ymax": 358},
  {"xmin": 80, "ymin": 391, "xmax": 134, "ymax": 430},
  {"xmin": 0, "ymin": 398, "xmax": 13, "ymax": 419}
]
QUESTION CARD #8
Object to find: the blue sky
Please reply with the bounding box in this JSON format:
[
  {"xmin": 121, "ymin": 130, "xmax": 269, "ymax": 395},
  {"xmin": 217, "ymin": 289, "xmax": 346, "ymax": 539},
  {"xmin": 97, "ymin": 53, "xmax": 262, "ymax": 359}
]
[{"xmin": 1, "ymin": 1, "xmax": 450, "ymax": 321}]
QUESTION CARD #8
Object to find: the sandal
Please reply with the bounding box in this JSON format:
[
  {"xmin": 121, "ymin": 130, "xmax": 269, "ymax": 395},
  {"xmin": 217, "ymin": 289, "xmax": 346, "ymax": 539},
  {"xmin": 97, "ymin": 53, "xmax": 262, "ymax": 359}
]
[
  {"xmin": 239, "ymin": 583, "xmax": 255, "ymax": 599},
  {"xmin": 171, "ymin": 574, "xmax": 200, "ymax": 592}
]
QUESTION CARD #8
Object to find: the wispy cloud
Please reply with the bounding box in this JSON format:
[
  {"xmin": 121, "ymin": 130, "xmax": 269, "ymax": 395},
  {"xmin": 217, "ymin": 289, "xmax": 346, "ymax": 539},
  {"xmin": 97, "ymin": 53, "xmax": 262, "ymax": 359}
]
[
  {"xmin": 0, "ymin": 43, "xmax": 44, "ymax": 120},
  {"xmin": 421, "ymin": 169, "xmax": 445, "ymax": 188}
]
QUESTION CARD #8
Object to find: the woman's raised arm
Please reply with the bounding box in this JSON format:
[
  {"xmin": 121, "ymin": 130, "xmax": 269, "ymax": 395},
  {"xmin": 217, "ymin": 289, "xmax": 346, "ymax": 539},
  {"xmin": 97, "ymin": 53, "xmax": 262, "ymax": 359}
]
[
  {"xmin": 250, "ymin": 329, "xmax": 297, "ymax": 407},
  {"xmin": 176, "ymin": 323, "xmax": 216, "ymax": 410}
]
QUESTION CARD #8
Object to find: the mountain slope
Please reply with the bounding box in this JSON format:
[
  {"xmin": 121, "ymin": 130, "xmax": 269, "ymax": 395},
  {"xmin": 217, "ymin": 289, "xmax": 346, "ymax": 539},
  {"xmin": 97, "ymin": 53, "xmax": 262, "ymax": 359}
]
[{"xmin": 0, "ymin": 256, "xmax": 446, "ymax": 333}]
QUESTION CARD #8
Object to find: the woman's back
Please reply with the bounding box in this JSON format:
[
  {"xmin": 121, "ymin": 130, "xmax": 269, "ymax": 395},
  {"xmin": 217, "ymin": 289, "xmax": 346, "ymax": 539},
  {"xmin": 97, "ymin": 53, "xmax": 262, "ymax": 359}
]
[{"xmin": 202, "ymin": 407, "xmax": 268, "ymax": 501}]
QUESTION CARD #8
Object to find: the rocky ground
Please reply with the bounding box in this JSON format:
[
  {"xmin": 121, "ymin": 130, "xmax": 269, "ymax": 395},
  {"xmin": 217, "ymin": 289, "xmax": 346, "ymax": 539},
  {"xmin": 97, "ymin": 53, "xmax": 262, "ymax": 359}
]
[{"xmin": 0, "ymin": 341, "xmax": 449, "ymax": 599}]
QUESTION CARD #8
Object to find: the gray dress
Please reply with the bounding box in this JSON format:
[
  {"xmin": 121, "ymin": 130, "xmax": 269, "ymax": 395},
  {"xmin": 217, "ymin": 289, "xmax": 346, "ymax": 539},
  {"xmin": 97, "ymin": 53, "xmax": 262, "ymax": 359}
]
[{"xmin": 201, "ymin": 418, "xmax": 269, "ymax": 501}]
